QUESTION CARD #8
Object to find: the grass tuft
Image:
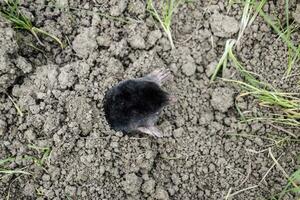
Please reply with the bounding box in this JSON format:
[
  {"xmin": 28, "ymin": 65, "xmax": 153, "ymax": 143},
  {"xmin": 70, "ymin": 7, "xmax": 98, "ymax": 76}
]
[
  {"xmin": 228, "ymin": 0, "xmax": 300, "ymax": 76},
  {"xmin": 27, "ymin": 145, "xmax": 52, "ymax": 167},
  {"xmin": 269, "ymin": 148, "xmax": 300, "ymax": 200},
  {"xmin": 0, "ymin": 145, "xmax": 51, "ymax": 180},
  {"xmin": 236, "ymin": 0, "xmax": 267, "ymax": 45},
  {"xmin": 1, "ymin": 0, "xmax": 64, "ymax": 48},
  {"xmin": 210, "ymin": 39, "xmax": 235, "ymax": 82},
  {"xmin": 227, "ymin": 132, "xmax": 300, "ymax": 148},
  {"xmin": 211, "ymin": 39, "xmax": 300, "ymax": 128},
  {"xmin": 147, "ymin": 0, "xmax": 187, "ymax": 49},
  {"xmin": 257, "ymin": 2, "xmax": 300, "ymax": 76},
  {"xmin": 0, "ymin": 157, "xmax": 30, "ymax": 179},
  {"xmin": 6, "ymin": 93, "xmax": 23, "ymax": 117}
]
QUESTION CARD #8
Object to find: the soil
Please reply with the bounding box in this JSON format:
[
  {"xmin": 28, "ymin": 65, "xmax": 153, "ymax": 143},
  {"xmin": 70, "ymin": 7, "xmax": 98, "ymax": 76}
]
[{"xmin": 0, "ymin": 0, "xmax": 300, "ymax": 200}]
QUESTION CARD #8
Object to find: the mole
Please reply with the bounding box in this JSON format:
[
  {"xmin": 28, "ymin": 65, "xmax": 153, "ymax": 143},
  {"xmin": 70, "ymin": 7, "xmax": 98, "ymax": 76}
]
[{"xmin": 103, "ymin": 69, "xmax": 176, "ymax": 137}]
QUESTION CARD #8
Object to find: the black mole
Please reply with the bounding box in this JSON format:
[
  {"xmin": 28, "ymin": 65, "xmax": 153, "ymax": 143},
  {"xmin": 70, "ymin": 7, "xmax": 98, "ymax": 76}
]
[{"xmin": 103, "ymin": 69, "xmax": 175, "ymax": 137}]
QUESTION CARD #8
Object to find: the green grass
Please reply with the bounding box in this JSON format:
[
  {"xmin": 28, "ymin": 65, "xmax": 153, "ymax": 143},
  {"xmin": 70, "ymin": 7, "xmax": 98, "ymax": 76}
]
[
  {"xmin": 227, "ymin": 78, "xmax": 300, "ymax": 119},
  {"xmin": 210, "ymin": 39, "xmax": 236, "ymax": 82},
  {"xmin": 1, "ymin": 0, "xmax": 64, "ymax": 48},
  {"xmin": 236, "ymin": 0, "xmax": 267, "ymax": 45},
  {"xmin": 228, "ymin": 0, "xmax": 300, "ymax": 76},
  {"xmin": 0, "ymin": 169, "xmax": 30, "ymax": 175},
  {"xmin": 281, "ymin": 0, "xmax": 300, "ymax": 77},
  {"xmin": 257, "ymin": 1, "xmax": 300, "ymax": 76},
  {"xmin": 6, "ymin": 93, "xmax": 23, "ymax": 117},
  {"xmin": 0, "ymin": 157, "xmax": 31, "ymax": 179},
  {"xmin": 1, "ymin": 145, "xmax": 51, "ymax": 199},
  {"xmin": 0, "ymin": 145, "xmax": 51, "ymax": 180},
  {"xmin": 271, "ymin": 169, "xmax": 300, "ymax": 199},
  {"xmin": 227, "ymin": 0, "xmax": 266, "ymax": 26},
  {"xmin": 0, "ymin": 158, "xmax": 15, "ymax": 166},
  {"xmin": 27, "ymin": 145, "xmax": 52, "ymax": 167},
  {"xmin": 211, "ymin": 39, "xmax": 300, "ymax": 128},
  {"xmin": 147, "ymin": 0, "xmax": 189, "ymax": 49},
  {"xmin": 227, "ymin": 132, "xmax": 300, "ymax": 148},
  {"xmin": 36, "ymin": 188, "xmax": 44, "ymax": 196},
  {"xmin": 269, "ymin": 150, "xmax": 300, "ymax": 200}
]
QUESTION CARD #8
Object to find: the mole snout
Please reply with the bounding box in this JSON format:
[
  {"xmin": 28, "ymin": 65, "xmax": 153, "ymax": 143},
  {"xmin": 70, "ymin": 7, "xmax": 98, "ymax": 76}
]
[{"xmin": 103, "ymin": 69, "xmax": 175, "ymax": 137}]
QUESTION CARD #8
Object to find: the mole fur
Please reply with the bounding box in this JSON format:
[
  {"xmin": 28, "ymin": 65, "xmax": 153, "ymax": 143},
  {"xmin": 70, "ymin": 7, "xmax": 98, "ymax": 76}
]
[{"xmin": 103, "ymin": 79, "xmax": 169, "ymax": 132}]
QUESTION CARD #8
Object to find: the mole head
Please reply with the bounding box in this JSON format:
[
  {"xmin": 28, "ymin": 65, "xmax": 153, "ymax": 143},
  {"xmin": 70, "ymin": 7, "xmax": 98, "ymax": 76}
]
[
  {"xmin": 103, "ymin": 79, "xmax": 172, "ymax": 132},
  {"xmin": 116, "ymin": 80, "xmax": 170, "ymax": 115}
]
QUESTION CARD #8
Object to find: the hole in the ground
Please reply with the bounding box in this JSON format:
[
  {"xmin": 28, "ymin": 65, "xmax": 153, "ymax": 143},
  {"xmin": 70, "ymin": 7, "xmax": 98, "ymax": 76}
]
[{"xmin": 6, "ymin": 75, "xmax": 26, "ymax": 94}]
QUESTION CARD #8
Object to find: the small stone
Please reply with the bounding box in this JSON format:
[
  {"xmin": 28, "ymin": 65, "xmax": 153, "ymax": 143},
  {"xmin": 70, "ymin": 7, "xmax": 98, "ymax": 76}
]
[
  {"xmin": 199, "ymin": 112, "xmax": 214, "ymax": 125},
  {"xmin": 128, "ymin": 34, "xmax": 146, "ymax": 49},
  {"xmin": 182, "ymin": 62, "xmax": 196, "ymax": 76},
  {"xmin": 185, "ymin": 160, "xmax": 193, "ymax": 168},
  {"xmin": 175, "ymin": 118, "xmax": 184, "ymax": 127}
]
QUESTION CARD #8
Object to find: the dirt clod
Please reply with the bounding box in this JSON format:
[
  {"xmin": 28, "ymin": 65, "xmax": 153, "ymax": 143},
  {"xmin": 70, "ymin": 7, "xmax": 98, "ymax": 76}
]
[
  {"xmin": 128, "ymin": 34, "xmax": 146, "ymax": 49},
  {"xmin": 211, "ymin": 87, "xmax": 235, "ymax": 112},
  {"xmin": 122, "ymin": 173, "xmax": 142, "ymax": 195},
  {"xmin": 293, "ymin": 4, "xmax": 300, "ymax": 24},
  {"xmin": 23, "ymin": 183, "xmax": 35, "ymax": 197},
  {"xmin": 0, "ymin": 18, "xmax": 31, "ymax": 92},
  {"xmin": 72, "ymin": 28, "xmax": 98, "ymax": 58},
  {"xmin": 210, "ymin": 13, "xmax": 239, "ymax": 37},
  {"xmin": 206, "ymin": 61, "xmax": 218, "ymax": 77},
  {"xmin": 148, "ymin": 30, "xmax": 162, "ymax": 46},
  {"xmin": 142, "ymin": 178, "xmax": 156, "ymax": 194},
  {"xmin": 0, "ymin": 1, "xmax": 299, "ymax": 200},
  {"xmin": 155, "ymin": 187, "xmax": 170, "ymax": 200},
  {"xmin": 182, "ymin": 61, "xmax": 197, "ymax": 76}
]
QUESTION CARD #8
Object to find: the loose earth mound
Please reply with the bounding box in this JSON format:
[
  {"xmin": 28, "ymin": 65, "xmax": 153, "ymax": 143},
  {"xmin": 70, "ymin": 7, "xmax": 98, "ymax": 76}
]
[{"xmin": 0, "ymin": 1, "xmax": 299, "ymax": 199}]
